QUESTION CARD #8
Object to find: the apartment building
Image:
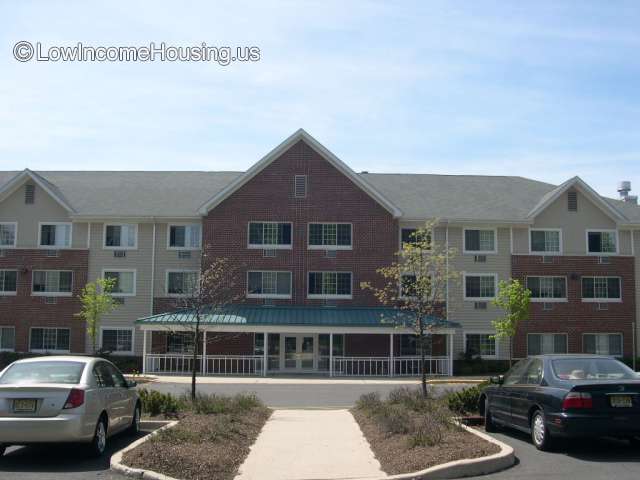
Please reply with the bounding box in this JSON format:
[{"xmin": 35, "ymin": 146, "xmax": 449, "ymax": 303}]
[{"xmin": 0, "ymin": 129, "xmax": 639, "ymax": 376}]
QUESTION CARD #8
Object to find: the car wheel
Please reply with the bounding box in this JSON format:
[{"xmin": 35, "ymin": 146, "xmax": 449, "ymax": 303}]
[
  {"xmin": 128, "ymin": 403, "xmax": 141, "ymax": 435},
  {"xmin": 484, "ymin": 397, "xmax": 497, "ymax": 433},
  {"xmin": 0, "ymin": 444, "xmax": 6, "ymax": 457},
  {"xmin": 531, "ymin": 410, "xmax": 553, "ymax": 451},
  {"xmin": 89, "ymin": 416, "xmax": 108, "ymax": 457}
]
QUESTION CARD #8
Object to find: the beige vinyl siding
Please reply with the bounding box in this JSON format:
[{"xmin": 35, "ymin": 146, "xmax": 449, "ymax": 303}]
[
  {"xmin": 512, "ymin": 227, "xmax": 529, "ymax": 254},
  {"xmin": 153, "ymin": 223, "xmax": 202, "ymax": 297}
]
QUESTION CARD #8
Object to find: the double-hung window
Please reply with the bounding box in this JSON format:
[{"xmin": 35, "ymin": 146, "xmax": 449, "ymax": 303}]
[
  {"xmin": 166, "ymin": 271, "xmax": 198, "ymax": 296},
  {"xmin": 166, "ymin": 332, "xmax": 195, "ymax": 354},
  {"xmin": 308, "ymin": 223, "xmax": 352, "ymax": 249},
  {"xmin": 581, "ymin": 276, "xmax": 621, "ymax": 302},
  {"xmin": 308, "ymin": 272, "xmax": 352, "ymax": 298},
  {"xmin": 104, "ymin": 224, "xmax": 137, "ymax": 249},
  {"xmin": 101, "ymin": 328, "xmax": 133, "ymax": 354},
  {"xmin": 583, "ymin": 333, "xmax": 622, "ymax": 356},
  {"xmin": 30, "ymin": 327, "xmax": 70, "ymax": 353},
  {"xmin": 32, "ymin": 270, "xmax": 72, "ymax": 296},
  {"xmin": 0, "ymin": 327, "xmax": 15, "ymax": 351},
  {"xmin": 526, "ymin": 276, "xmax": 567, "ymax": 302},
  {"xmin": 400, "ymin": 228, "xmax": 431, "ymax": 248},
  {"xmin": 248, "ymin": 222, "xmax": 292, "ymax": 249},
  {"xmin": 0, "ymin": 270, "xmax": 17, "ymax": 295},
  {"xmin": 103, "ymin": 270, "xmax": 136, "ymax": 296},
  {"xmin": 463, "ymin": 229, "xmax": 496, "ymax": 254},
  {"xmin": 464, "ymin": 274, "xmax": 496, "ymax": 300},
  {"xmin": 465, "ymin": 333, "xmax": 496, "ymax": 357},
  {"xmin": 527, "ymin": 333, "xmax": 567, "ymax": 355},
  {"xmin": 530, "ymin": 229, "xmax": 561, "ymax": 254},
  {"xmin": 168, "ymin": 224, "xmax": 201, "ymax": 249},
  {"xmin": 0, "ymin": 223, "xmax": 17, "ymax": 247},
  {"xmin": 247, "ymin": 271, "xmax": 292, "ymax": 298},
  {"xmin": 587, "ymin": 230, "xmax": 617, "ymax": 254},
  {"xmin": 39, "ymin": 223, "xmax": 72, "ymax": 248}
]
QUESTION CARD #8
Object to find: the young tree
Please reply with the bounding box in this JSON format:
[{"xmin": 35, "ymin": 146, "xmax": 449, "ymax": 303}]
[
  {"xmin": 361, "ymin": 220, "xmax": 459, "ymax": 397},
  {"xmin": 168, "ymin": 253, "xmax": 243, "ymax": 400},
  {"xmin": 76, "ymin": 277, "xmax": 119, "ymax": 354},
  {"xmin": 492, "ymin": 279, "xmax": 531, "ymax": 367}
]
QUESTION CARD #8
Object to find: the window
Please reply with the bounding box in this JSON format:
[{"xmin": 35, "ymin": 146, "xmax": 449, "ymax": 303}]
[
  {"xmin": 39, "ymin": 223, "xmax": 71, "ymax": 248},
  {"xmin": 32, "ymin": 270, "xmax": 72, "ymax": 296},
  {"xmin": 582, "ymin": 277, "xmax": 621, "ymax": 302},
  {"xmin": 465, "ymin": 333, "xmax": 496, "ymax": 357},
  {"xmin": 104, "ymin": 224, "xmax": 137, "ymax": 249},
  {"xmin": 463, "ymin": 229, "xmax": 496, "ymax": 253},
  {"xmin": 308, "ymin": 223, "xmax": 352, "ymax": 249},
  {"xmin": 30, "ymin": 327, "xmax": 70, "ymax": 353},
  {"xmin": 167, "ymin": 271, "xmax": 198, "ymax": 296},
  {"xmin": 587, "ymin": 230, "xmax": 617, "ymax": 254},
  {"xmin": 400, "ymin": 334, "xmax": 419, "ymax": 356},
  {"xmin": 522, "ymin": 359, "xmax": 543, "ymax": 385},
  {"xmin": 464, "ymin": 274, "xmax": 496, "ymax": 300},
  {"xmin": 503, "ymin": 359, "xmax": 529, "ymax": 386},
  {"xmin": 101, "ymin": 328, "xmax": 133, "ymax": 353},
  {"xmin": 308, "ymin": 272, "xmax": 352, "ymax": 298},
  {"xmin": 0, "ymin": 327, "xmax": 15, "ymax": 351},
  {"xmin": 400, "ymin": 274, "xmax": 417, "ymax": 298},
  {"xmin": 168, "ymin": 224, "xmax": 201, "ymax": 249},
  {"xmin": 167, "ymin": 332, "xmax": 195, "ymax": 354},
  {"xmin": 0, "ymin": 270, "xmax": 17, "ymax": 295},
  {"xmin": 247, "ymin": 271, "xmax": 292, "ymax": 298},
  {"xmin": 103, "ymin": 270, "xmax": 136, "ymax": 296},
  {"xmin": 583, "ymin": 333, "xmax": 622, "ymax": 357},
  {"xmin": 526, "ymin": 276, "xmax": 567, "ymax": 301},
  {"xmin": 294, "ymin": 175, "xmax": 307, "ymax": 198},
  {"xmin": 248, "ymin": 222, "xmax": 292, "ymax": 249},
  {"xmin": 0, "ymin": 223, "xmax": 17, "ymax": 247},
  {"xmin": 401, "ymin": 228, "xmax": 430, "ymax": 248},
  {"xmin": 527, "ymin": 333, "xmax": 567, "ymax": 355},
  {"xmin": 530, "ymin": 229, "xmax": 561, "ymax": 254}
]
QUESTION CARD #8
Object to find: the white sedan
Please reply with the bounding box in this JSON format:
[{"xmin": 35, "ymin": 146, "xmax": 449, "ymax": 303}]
[{"xmin": 0, "ymin": 356, "xmax": 141, "ymax": 457}]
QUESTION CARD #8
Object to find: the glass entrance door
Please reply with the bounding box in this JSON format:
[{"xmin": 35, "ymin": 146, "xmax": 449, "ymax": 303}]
[{"xmin": 282, "ymin": 335, "xmax": 316, "ymax": 371}]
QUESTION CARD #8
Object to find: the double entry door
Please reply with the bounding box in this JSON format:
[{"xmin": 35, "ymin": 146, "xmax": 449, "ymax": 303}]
[{"xmin": 283, "ymin": 334, "xmax": 315, "ymax": 371}]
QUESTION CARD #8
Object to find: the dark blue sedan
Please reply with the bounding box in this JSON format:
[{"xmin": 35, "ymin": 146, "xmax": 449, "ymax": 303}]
[{"xmin": 479, "ymin": 355, "xmax": 640, "ymax": 450}]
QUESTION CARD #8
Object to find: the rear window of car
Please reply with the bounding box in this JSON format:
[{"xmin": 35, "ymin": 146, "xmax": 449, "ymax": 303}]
[
  {"xmin": 551, "ymin": 358, "xmax": 637, "ymax": 381},
  {"xmin": 0, "ymin": 361, "xmax": 86, "ymax": 385}
]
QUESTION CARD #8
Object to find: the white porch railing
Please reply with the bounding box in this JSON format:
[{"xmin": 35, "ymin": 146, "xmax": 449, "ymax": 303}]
[
  {"xmin": 393, "ymin": 356, "xmax": 449, "ymax": 376},
  {"xmin": 146, "ymin": 354, "xmax": 202, "ymax": 375},
  {"xmin": 205, "ymin": 355, "xmax": 264, "ymax": 375},
  {"xmin": 332, "ymin": 356, "xmax": 390, "ymax": 376}
]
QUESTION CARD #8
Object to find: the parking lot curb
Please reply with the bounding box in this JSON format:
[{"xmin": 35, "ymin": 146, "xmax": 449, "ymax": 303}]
[{"xmin": 110, "ymin": 420, "xmax": 180, "ymax": 480}]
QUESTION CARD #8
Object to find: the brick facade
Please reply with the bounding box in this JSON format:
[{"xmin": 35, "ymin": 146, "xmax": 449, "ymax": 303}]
[{"xmin": 511, "ymin": 255, "xmax": 636, "ymax": 357}]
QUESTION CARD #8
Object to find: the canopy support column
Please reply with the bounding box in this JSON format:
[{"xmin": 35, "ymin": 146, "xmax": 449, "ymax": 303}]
[
  {"xmin": 389, "ymin": 333, "xmax": 394, "ymax": 377},
  {"xmin": 448, "ymin": 333, "xmax": 454, "ymax": 376},
  {"xmin": 202, "ymin": 331, "xmax": 207, "ymax": 375},
  {"xmin": 263, "ymin": 333, "xmax": 268, "ymax": 377},
  {"xmin": 329, "ymin": 333, "xmax": 333, "ymax": 377},
  {"xmin": 142, "ymin": 330, "xmax": 147, "ymax": 374}
]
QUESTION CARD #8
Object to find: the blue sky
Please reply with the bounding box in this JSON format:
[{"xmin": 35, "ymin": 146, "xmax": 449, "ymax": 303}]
[{"xmin": 1, "ymin": 1, "xmax": 639, "ymax": 198}]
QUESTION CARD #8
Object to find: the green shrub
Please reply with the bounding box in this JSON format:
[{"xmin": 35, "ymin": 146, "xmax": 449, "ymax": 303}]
[
  {"xmin": 387, "ymin": 387, "xmax": 430, "ymax": 412},
  {"xmin": 139, "ymin": 388, "xmax": 182, "ymax": 417},
  {"xmin": 178, "ymin": 392, "xmax": 263, "ymax": 415},
  {"xmin": 445, "ymin": 382, "xmax": 488, "ymax": 415},
  {"xmin": 356, "ymin": 392, "xmax": 382, "ymax": 413},
  {"xmin": 376, "ymin": 403, "xmax": 413, "ymax": 435}
]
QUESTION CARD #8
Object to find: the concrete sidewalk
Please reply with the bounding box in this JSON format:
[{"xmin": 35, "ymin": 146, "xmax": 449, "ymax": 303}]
[
  {"xmin": 144, "ymin": 375, "xmax": 487, "ymax": 385},
  {"xmin": 235, "ymin": 409, "xmax": 385, "ymax": 480}
]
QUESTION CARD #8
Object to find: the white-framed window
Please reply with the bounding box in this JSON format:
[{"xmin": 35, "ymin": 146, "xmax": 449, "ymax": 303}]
[
  {"xmin": 308, "ymin": 271, "xmax": 352, "ymax": 299},
  {"xmin": 38, "ymin": 222, "xmax": 72, "ymax": 248},
  {"xmin": 464, "ymin": 333, "xmax": 496, "ymax": 357},
  {"xmin": 463, "ymin": 228, "xmax": 497, "ymax": 254},
  {"xmin": 30, "ymin": 327, "xmax": 70, "ymax": 353},
  {"xmin": 0, "ymin": 222, "xmax": 17, "ymax": 247},
  {"xmin": 167, "ymin": 332, "xmax": 195, "ymax": 354},
  {"xmin": 103, "ymin": 269, "xmax": 136, "ymax": 297},
  {"xmin": 463, "ymin": 273, "xmax": 497, "ymax": 300},
  {"xmin": 400, "ymin": 273, "xmax": 417, "ymax": 299},
  {"xmin": 0, "ymin": 270, "xmax": 18, "ymax": 295},
  {"xmin": 308, "ymin": 223, "xmax": 352, "ymax": 249},
  {"xmin": 248, "ymin": 222, "xmax": 292, "ymax": 249},
  {"xmin": 527, "ymin": 333, "xmax": 568, "ymax": 355},
  {"xmin": 529, "ymin": 229, "xmax": 562, "ymax": 254},
  {"xmin": 166, "ymin": 270, "xmax": 198, "ymax": 297},
  {"xmin": 0, "ymin": 326, "xmax": 15, "ymax": 352},
  {"xmin": 586, "ymin": 230, "xmax": 618, "ymax": 255},
  {"xmin": 526, "ymin": 276, "xmax": 567, "ymax": 302},
  {"xmin": 100, "ymin": 327, "xmax": 134, "ymax": 354},
  {"xmin": 400, "ymin": 227, "xmax": 431, "ymax": 248},
  {"xmin": 581, "ymin": 276, "xmax": 621, "ymax": 302},
  {"xmin": 32, "ymin": 270, "xmax": 73, "ymax": 296},
  {"xmin": 247, "ymin": 271, "xmax": 292, "ymax": 299},
  {"xmin": 104, "ymin": 224, "xmax": 138, "ymax": 249},
  {"xmin": 583, "ymin": 333, "xmax": 623, "ymax": 357},
  {"xmin": 167, "ymin": 224, "xmax": 201, "ymax": 250}
]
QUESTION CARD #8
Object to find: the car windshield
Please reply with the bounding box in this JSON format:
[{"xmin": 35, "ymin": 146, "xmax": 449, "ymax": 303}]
[
  {"xmin": 551, "ymin": 358, "xmax": 637, "ymax": 381},
  {"xmin": 0, "ymin": 361, "xmax": 86, "ymax": 385}
]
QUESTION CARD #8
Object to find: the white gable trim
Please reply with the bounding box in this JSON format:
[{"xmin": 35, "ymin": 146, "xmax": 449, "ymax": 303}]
[
  {"xmin": 197, "ymin": 129, "xmax": 403, "ymax": 217},
  {"xmin": 527, "ymin": 176, "xmax": 626, "ymax": 223},
  {"xmin": 0, "ymin": 169, "xmax": 76, "ymax": 213}
]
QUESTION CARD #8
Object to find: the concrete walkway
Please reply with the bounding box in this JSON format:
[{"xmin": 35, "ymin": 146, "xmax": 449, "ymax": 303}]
[
  {"xmin": 143, "ymin": 374, "xmax": 486, "ymax": 385},
  {"xmin": 235, "ymin": 409, "xmax": 386, "ymax": 480}
]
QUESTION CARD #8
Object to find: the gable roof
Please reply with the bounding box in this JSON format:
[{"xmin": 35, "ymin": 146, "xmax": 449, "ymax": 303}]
[
  {"xmin": 0, "ymin": 169, "xmax": 76, "ymax": 213},
  {"xmin": 197, "ymin": 129, "xmax": 403, "ymax": 217}
]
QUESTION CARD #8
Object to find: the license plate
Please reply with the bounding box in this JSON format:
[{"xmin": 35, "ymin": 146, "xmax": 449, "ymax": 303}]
[
  {"xmin": 13, "ymin": 398, "xmax": 37, "ymax": 412},
  {"xmin": 610, "ymin": 395, "xmax": 632, "ymax": 408}
]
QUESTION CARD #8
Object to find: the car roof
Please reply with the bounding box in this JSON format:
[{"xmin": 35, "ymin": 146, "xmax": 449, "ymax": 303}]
[
  {"xmin": 528, "ymin": 354, "xmax": 614, "ymax": 360},
  {"xmin": 12, "ymin": 355, "xmax": 100, "ymax": 365}
]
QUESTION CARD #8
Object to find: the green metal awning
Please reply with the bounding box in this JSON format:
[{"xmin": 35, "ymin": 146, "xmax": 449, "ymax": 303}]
[{"xmin": 136, "ymin": 305, "xmax": 460, "ymax": 330}]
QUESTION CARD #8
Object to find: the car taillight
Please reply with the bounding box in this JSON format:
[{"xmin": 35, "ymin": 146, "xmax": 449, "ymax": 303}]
[
  {"xmin": 63, "ymin": 388, "xmax": 85, "ymax": 409},
  {"xmin": 562, "ymin": 391, "xmax": 592, "ymax": 409}
]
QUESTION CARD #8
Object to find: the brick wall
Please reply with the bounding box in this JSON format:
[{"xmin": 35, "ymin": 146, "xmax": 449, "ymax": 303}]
[
  {"xmin": 511, "ymin": 255, "xmax": 636, "ymax": 357},
  {"xmin": 0, "ymin": 249, "xmax": 88, "ymax": 353}
]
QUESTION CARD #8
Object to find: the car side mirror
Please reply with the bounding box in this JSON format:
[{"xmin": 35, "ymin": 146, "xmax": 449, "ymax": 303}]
[
  {"xmin": 127, "ymin": 380, "xmax": 137, "ymax": 388},
  {"xmin": 490, "ymin": 375, "xmax": 504, "ymax": 385}
]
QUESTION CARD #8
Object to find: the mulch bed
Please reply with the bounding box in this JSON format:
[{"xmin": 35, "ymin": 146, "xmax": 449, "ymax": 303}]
[
  {"xmin": 352, "ymin": 408, "xmax": 500, "ymax": 475},
  {"xmin": 123, "ymin": 408, "xmax": 271, "ymax": 480}
]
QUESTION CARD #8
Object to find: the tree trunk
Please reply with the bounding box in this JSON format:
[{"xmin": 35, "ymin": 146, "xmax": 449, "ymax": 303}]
[
  {"xmin": 509, "ymin": 336, "xmax": 514, "ymax": 368},
  {"xmin": 191, "ymin": 318, "xmax": 199, "ymax": 401},
  {"xmin": 419, "ymin": 320, "xmax": 428, "ymax": 398}
]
